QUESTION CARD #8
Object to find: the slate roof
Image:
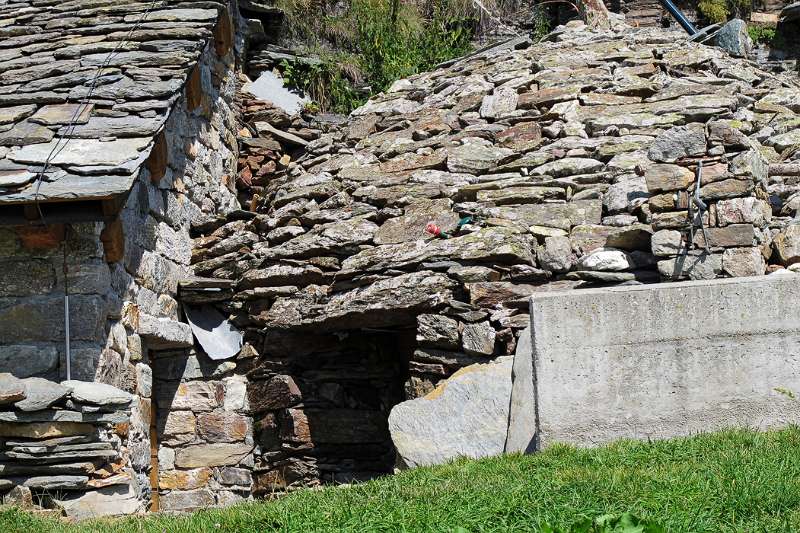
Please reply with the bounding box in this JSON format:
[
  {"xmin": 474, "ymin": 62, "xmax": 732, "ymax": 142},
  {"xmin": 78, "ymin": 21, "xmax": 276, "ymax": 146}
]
[{"xmin": 0, "ymin": 0, "xmax": 224, "ymax": 207}]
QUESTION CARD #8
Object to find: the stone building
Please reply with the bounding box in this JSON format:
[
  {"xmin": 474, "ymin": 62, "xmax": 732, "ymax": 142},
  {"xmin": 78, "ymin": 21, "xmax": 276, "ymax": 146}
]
[
  {"xmin": 1, "ymin": 0, "xmax": 800, "ymax": 520},
  {"xmin": 0, "ymin": 0, "xmax": 247, "ymax": 516}
]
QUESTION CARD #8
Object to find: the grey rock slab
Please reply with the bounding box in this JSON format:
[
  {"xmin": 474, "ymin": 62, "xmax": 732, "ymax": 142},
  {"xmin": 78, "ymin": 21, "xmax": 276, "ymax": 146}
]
[
  {"xmin": 244, "ymin": 71, "xmax": 311, "ymax": 115},
  {"xmin": 657, "ymin": 251, "xmax": 723, "ymax": 280},
  {"xmin": 51, "ymin": 482, "xmax": 142, "ymax": 519},
  {"xmin": 341, "ymin": 227, "xmax": 535, "ymax": 273},
  {"xmin": 28, "ymin": 103, "xmax": 93, "ymax": 125},
  {"xmin": 389, "ymin": 356, "xmax": 513, "ymax": 468},
  {"xmin": 61, "ymin": 380, "xmax": 132, "ymax": 406},
  {"xmin": 137, "ymin": 313, "xmax": 194, "ymax": 350},
  {"xmin": 10, "ymin": 475, "xmax": 88, "ymax": 490},
  {"xmin": 0, "ymin": 121, "xmax": 54, "ymax": 146},
  {"xmin": 0, "ymin": 410, "xmax": 128, "ymax": 424},
  {"xmin": 505, "ymin": 326, "xmax": 536, "ymax": 453},
  {"xmin": 647, "ymin": 124, "xmax": 707, "ymax": 163},
  {"xmin": 0, "ymin": 104, "xmax": 36, "ymax": 125},
  {"xmin": 417, "ymin": 314, "xmax": 460, "ymax": 349},
  {"xmin": 59, "ymin": 115, "xmax": 163, "ymax": 139},
  {"xmin": 0, "ymin": 373, "xmax": 26, "ymax": 404},
  {"xmin": 0, "ymin": 461, "xmax": 96, "ymax": 476},
  {"xmin": 602, "ymin": 176, "xmax": 649, "ymax": 214},
  {"xmin": 14, "ymin": 378, "xmax": 70, "ymax": 412},
  {"xmin": 447, "ymin": 141, "xmax": 516, "ymax": 174},
  {"xmin": 1, "ymin": 449, "xmax": 117, "ymax": 464},
  {"xmin": 0, "ymin": 169, "xmax": 35, "ymax": 188},
  {"xmin": 531, "ymin": 157, "xmax": 604, "ymax": 178},
  {"xmin": 9, "ymin": 137, "xmax": 151, "ymax": 167}
]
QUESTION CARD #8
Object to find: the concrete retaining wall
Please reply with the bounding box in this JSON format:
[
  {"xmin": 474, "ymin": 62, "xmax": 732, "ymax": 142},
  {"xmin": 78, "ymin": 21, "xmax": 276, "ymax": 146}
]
[{"xmin": 515, "ymin": 274, "xmax": 800, "ymax": 449}]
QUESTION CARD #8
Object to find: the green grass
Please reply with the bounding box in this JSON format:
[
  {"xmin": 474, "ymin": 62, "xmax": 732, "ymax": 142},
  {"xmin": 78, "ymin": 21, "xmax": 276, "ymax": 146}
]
[{"xmin": 4, "ymin": 428, "xmax": 800, "ymax": 532}]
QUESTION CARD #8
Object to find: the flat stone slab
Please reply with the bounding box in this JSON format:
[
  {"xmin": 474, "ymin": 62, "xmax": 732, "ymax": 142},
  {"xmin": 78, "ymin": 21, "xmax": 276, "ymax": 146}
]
[
  {"xmin": 0, "ymin": 373, "xmax": 26, "ymax": 404},
  {"xmin": 389, "ymin": 356, "xmax": 513, "ymax": 468},
  {"xmin": 62, "ymin": 380, "xmax": 133, "ymax": 406},
  {"xmin": 520, "ymin": 275, "xmax": 800, "ymax": 449},
  {"xmin": 15, "ymin": 378, "xmax": 70, "ymax": 412},
  {"xmin": 9, "ymin": 137, "xmax": 151, "ymax": 167}
]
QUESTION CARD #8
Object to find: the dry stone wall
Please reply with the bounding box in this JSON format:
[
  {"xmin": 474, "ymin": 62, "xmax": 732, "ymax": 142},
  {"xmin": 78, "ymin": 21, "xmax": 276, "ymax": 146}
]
[
  {"xmin": 191, "ymin": 19, "xmax": 800, "ymax": 488},
  {"xmin": 0, "ymin": 1, "xmax": 245, "ymax": 514}
]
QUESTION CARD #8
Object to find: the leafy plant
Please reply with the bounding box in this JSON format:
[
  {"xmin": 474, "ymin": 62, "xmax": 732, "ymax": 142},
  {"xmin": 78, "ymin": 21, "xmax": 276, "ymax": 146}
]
[
  {"xmin": 542, "ymin": 512, "xmax": 666, "ymax": 533},
  {"xmin": 748, "ymin": 25, "xmax": 777, "ymax": 45}
]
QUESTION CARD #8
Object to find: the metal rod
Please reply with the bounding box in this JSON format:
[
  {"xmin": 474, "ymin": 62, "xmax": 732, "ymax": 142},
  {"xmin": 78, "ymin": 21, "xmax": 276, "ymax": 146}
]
[
  {"xmin": 65, "ymin": 295, "xmax": 71, "ymax": 381},
  {"xmin": 63, "ymin": 226, "xmax": 71, "ymax": 381},
  {"xmin": 658, "ymin": 0, "xmax": 698, "ymax": 35}
]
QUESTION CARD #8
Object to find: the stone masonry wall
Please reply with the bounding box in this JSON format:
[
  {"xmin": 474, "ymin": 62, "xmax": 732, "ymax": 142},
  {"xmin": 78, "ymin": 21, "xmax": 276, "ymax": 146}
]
[
  {"xmin": 0, "ymin": 3, "xmax": 242, "ymax": 514},
  {"xmin": 191, "ymin": 19, "xmax": 800, "ymax": 489}
]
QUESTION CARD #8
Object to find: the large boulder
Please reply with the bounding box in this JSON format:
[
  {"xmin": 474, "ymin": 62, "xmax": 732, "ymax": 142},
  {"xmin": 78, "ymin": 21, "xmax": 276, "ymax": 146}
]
[
  {"xmin": 388, "ymin": 356, "xmax": 513, "ymax": 468},
  {"xmin": 714, "ymin": 19, "xmax": 753, "ymax": 58}
]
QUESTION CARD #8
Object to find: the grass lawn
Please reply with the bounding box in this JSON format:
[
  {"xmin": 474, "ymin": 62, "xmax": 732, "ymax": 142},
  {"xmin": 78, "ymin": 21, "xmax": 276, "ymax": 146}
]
[{"xmin": 2, "ymin": 427, "xmax": 800, "ymax": 532}]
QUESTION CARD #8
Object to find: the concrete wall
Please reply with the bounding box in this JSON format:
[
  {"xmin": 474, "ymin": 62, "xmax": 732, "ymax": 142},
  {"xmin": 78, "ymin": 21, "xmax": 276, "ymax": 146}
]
[{"xmin": 518, "ymin": 273, "xmax": 800, "ymax": 449}]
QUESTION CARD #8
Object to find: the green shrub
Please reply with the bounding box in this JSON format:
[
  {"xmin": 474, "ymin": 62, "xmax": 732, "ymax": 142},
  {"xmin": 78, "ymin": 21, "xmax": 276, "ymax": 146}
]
[
  {"xmin": 275, "ymin": 0, "xmax": 477, "ymax": 113},
  {"xmin": 748, "ymin": 24, "xmax": 777, "ymax": 45}
]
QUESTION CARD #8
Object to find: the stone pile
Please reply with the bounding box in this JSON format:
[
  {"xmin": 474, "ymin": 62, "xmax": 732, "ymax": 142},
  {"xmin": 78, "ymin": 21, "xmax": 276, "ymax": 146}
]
[
  {"xmin": 235, "ymin": 91, "xmax": 326, "ymax": 210},
  {"xmin": 189, "ymin": 19, "xmax": 800, "ymax": 489},
  {"xmin": 0, "ymin": 375, "xmax": 139, "ymax": 517}
]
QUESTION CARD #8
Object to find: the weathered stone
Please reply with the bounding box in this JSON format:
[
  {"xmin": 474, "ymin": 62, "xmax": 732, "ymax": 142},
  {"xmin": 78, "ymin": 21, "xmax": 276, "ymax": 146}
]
[
  {"xmin": 714, "ymin": 19, "xmax": 752, "ymax": 58},
  {"xmin": 447, "ymin": 140, "xmax": 516, "ymax": 174},
  {"xmin": 28, "ymin": 103, "xmax": 93, "ymax": 125},
  {"xmin": 0, "ymin": 421, "xmax": 93, "ymax": 439},
  {"xmin": 137, "ymin": 314, "xmax": 194, "ymax": 349},
  {"xmin": 773, "ymin": 224, "xmax": 800, "ymax": 266},
  {"xmin": 175, "ymin": 443, "xmax": 253, "ymax": 468},
  {"xmin": 163, "ymin": 410, "xmax": 196, "ymax": 440},
  {"xmin": 416, "ymin": 314, "xmax": 460, "ymax": 349},
  {"xmin": 647, "ymin": 124, "xmax": 707, "ymax": 163},
  {"xmin": 496, "ymin": 121, "xmax": 542, "ymax": 152},
  {"xmin": 197, "ymin": 411, "xmax": 250, "ymax": 443},
  {"xmin": 248, "ymin": 375, "xmax": 301, "ymax": 412},
  {"xmin": 716, "ymin": 197, "xmax": 771, "ymax": 226},
  {"xmin": 603, "ymin": 176, "xmax": 649, "ymax": 213},
  {"xmin": 576, "ymin": 248, "xmax": 634, "ymax": 272},
  {"xmin": 62, "ymin": 380, "xmax": 132, "ymax": 406},
  {"xmin": 3, "ymin": 485, "xmax": 33, "ymax": 508},
  {"xmin": 461, "ymin": 321, "xmax": 496, "ymax": 357},
  {"xmin": 342, "ymin": 227, "xmax": 535, "ymax": 273},
  {"xmin": 52, "ymin": 483, "xmax": 142, "ymax": 519},
  {"xmin": 374, "ymin": 199, "xmax": 459, "ymax": 244},
  {"xmin": 0, "ymin": 105, "xmax": 36, "ymax": 125},
  {"xmin": 651, "ymin": 229, "xmax": 685, "ymax": 256},
  {"xmin": 693, "ymin": 224, "xmax": 755, "ymax": 249},
  {"xmin": 699, "ymin": 178, "xmax": 753, "ymax": 200},
  {"xmin": 218, "ymin": 467, "xmax": 252, "ymax": 487},
  {"xmin": 14, "ymin": 378, "xmax": 69, "ymax": 411},
  {"xmin": 0, "ymin": 121, "xmax": 54, "ymax": 146},
  {"xmin": 159, "ymin": 468, "xmax": 212, "ymax": 490},
  {"xmin": 9, "ymin": 137, "xmax": 150, "ymax": 167},
  {"xmin": 723, "ymin": 247, "xmax": 765, "ymax": 277},
  {"xmin": 0, "ymin": 373, "xmax": 26, "ymax": 404},
  {"xmin": 531, "ymin": 157, "xmax": 604, "ymax": 178},
  {"xmin": 645, "ymin": 164, "xmax": 694, "ymax": 193},
  {"xmin": 389, "ymin": 357, "xmax": 513, "ymax": 468},
  {"xmin": 657, "ymin": 251, "xmax": 723, "ymax": 280},
  {"xmin": 537, "ymin": 235, "xmax": 573, "ymax": 273},
  {"xmin": 479, "ymin": 87, "xmax": 518, "ymax": 118},
  {"xmin": 157, "ymin": 381, "xmax": 223, "ymax": 412}
]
